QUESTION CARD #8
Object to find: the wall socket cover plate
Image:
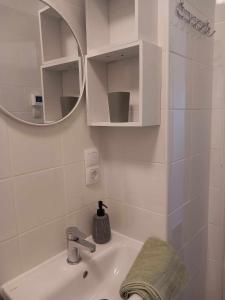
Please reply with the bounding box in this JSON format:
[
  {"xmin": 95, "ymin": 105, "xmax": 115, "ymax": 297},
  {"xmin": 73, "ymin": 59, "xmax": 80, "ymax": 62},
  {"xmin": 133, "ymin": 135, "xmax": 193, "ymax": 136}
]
[
  {"xmin": 86, "ymin": 165, "xmax": 100, "ymax": 185},
  {"xmin": 84, "ymin": 148, "xmax": 99, "ymax": 168}
]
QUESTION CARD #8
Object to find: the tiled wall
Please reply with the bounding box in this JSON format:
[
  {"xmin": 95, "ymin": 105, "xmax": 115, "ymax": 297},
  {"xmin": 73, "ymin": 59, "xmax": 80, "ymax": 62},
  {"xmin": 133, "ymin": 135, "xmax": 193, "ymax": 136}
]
[
  {"xmin": 0, "ymin": 2, "xmax": 217, "ymax": 299},
  {"xmin": 100, "ymin": 0, "xmax": 169, "ymax": 243},
  {"xmin": 0, "ymin": 0, "xmax": 105, "ymax": 285},
  {"xmin": 168, "ymin": 1, "xmax": 215, "ymax": 300},
  {"xmin": 207, "ymin": 2, "xmax": 225, "ymax": 299}
]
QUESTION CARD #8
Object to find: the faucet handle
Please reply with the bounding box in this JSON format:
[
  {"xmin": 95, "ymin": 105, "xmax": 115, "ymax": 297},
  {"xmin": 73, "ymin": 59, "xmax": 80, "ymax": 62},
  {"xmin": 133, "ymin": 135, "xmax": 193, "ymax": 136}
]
[{"xmin": 66, "ymin": 227, "xmax": 87, "ymax": 240}]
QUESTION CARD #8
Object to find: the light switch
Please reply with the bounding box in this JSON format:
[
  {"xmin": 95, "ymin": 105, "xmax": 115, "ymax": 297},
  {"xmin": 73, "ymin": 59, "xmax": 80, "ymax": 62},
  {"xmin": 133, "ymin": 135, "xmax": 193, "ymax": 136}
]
[{"xmin": 84, "ymin": 148, "xmax": 99, "ymax": 168}]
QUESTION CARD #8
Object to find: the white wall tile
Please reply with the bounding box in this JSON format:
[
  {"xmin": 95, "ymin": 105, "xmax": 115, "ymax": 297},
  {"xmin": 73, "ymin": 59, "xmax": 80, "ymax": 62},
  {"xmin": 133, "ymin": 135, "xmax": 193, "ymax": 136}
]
[
  {"xmin": 122, "ymin": 205, "xmax": 167, "ymax": 241},
  {"xmin": 215, "ymin": 3, "xmax": 225, "ymax": 22},
  {"xmin": 169, "ymin": 19, "xmax": 194, "ymax": 59},
  {"xmin": 121, "ymin": 205, "xmax": 167, "ymax": 242},
  {"xmin": 20, "ymin": 219, "xmax": 65, "ymax": 272},
  {"xmin": 169, "ymin": 110, "xmax": 191, "ymax": 162},
  {"xmin": 212, "ymin": 66, "xmax": 225, "ymax": 109},
  {"xmin": 189, "ymin": 154, "xmax": 209, "ymax": 201},
  {"xmin": 101, "ymin": 110, "xmax": 167, "ymax": 164},
  {"xmin": 210, "ymin": 149, "xmax": 224, "ymax": 188},
  {"xmin": 14, "ymin": 168, "xmax": 65, "ymax": 233},
  {"xmin": 104, "ymin": 199, "xmax": 124, "ymax": 234},
  {"xmin": 124, "ymin": 162, "xmax": 167, "ymax": 214},
  {"xmin": 8, "ymin": 124, "xmax": 62, "ymax": 175},
  {"xmin": 182, "ymin": 229, "xmax": 207, "ymax": 279},
  {"xmin": 187, "ymin": 0, "xmax": 215, "ymax": 19},
  {"xmin": 214, "ymin": 21, "xmax": 225, "ymax": 66},
  {"xmin": 208, "ymin": 224, "xmax": 221, "ymax": 261},
  {"xmin": 0, "ymin": 117, "xmax": 11, "ymax": 179},
  {"xmin": 168, "ymin": 206, "xmax": 186, "ymax": 251},
  {"xmin": 104, "ymin": 159, "xmax": 125, "ymax": 202},
  {"xmin": 191, "ymin": 63, "xmax": 212, "ymax": 109},
  {"xmin": 190, "ymin": 110, "xmax": 211, "ymax": 155},
  {"xmin": 209, "ymin": 188, "xmax": 223, "ymax": 226},
  {"xmin": 206, "ymin": 260, "xmax": 222, "ymax": 300},
  {"xmin": 0, "ymin": 180, "xmax": 17, "ymax": 242},
  {"xmin": 66, "ymin": 203, "xmax": 96, "ymax": 236},
  {"xmin": 211, "ymin": 109, "xmax": 225, "ymax": 149},
  {"xmin": 168, "ymin": 159, "xmax": 189, "ymax": 213},
  {"xmin": 169, "ymin": 53, "xmax": 191, "ymax": 109},
  {"xmin": 64, "ymin": 162, "xmax": 85, "ymax": 213},
  {"xmin": 61, "ymin": 106, "xmax": 99, "ymax": 165},
  {"xmin": 0, "ymin": 238, "xmax": 21, "ymax": 285}
]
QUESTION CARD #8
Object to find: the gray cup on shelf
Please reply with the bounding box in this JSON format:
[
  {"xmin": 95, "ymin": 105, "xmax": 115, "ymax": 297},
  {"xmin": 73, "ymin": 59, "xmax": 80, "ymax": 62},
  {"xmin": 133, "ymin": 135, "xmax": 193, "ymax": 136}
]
[
  {"xmin": 60, "ymin": 96, "xmax": 79, "ymax": 118},
  {"xmin": 108, "ymin": 92, "xmax": 130, "ymax": 122}
]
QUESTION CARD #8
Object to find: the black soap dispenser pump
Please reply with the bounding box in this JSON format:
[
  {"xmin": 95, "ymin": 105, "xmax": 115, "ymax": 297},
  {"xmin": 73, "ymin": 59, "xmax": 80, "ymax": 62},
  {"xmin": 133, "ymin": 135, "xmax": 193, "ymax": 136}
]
[{"xmin": 92, "ymin": 201, "xmax": 111, "ymax": 244}]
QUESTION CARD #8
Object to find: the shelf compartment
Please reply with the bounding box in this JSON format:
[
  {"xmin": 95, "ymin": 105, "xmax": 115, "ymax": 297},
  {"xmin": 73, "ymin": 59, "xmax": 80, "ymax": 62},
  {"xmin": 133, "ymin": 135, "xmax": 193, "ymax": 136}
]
[
  {"xmin": 86, "ymin": 41, "xmax": 161, "ymax": 127},
  {"xmin": 42, "ymin": 58, "xmax": 81, "ymax": 122},
  {"xmin": 39, "ymin": 6, "xmax": 79, "ymax": 62},
  {"xmin": 42, "ymin": 56, "xmax": 80, "ymax": 71},
  {"xmin": 85, "ymin": 0, "xmax": 157, "ymax": 53}
]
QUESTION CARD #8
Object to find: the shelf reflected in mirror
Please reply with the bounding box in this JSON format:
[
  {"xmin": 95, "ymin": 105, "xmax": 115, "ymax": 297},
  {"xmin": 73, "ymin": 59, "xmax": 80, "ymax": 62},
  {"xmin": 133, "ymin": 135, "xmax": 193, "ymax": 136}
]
[{"xmin": 0, "ymin": 0, "xmax": 84, "ymax": 125}]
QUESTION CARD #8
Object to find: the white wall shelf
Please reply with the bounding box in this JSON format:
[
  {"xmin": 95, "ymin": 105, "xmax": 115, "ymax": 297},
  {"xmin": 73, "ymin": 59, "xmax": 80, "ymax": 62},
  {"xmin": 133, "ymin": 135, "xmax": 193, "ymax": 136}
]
[
  {"xmin": 39, "ymin": 6, "xmax": 79, "ymax": 62},
  {"xmin": 86, "ymin": 40, "xmax": 161, "ymax": 127},
  {"xmin": 38, "ymin": 6, "xmax": 82, "ymax": 123},
  {"xmin": 42, "ymin": 56, "xmax": 80, "ymax": 71},
  {"xmin": 85, "ymin": 0, "xmax": 157, "ymax": 53}
]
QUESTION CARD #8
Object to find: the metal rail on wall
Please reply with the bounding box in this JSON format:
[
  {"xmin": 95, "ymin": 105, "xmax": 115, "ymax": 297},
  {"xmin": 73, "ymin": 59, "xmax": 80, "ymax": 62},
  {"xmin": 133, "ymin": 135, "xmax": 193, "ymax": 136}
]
[{"xmin": 176, "ymin": 0, "xmax": 216, "ymax": 37}]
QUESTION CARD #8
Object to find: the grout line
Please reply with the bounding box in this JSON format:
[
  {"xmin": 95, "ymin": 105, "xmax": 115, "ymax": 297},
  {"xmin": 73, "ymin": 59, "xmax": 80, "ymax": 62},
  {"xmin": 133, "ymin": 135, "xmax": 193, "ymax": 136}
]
[
  {"xmin": 0, "ymin": 160, "xmax": 86, "ymax": 183},
  {"xmin": 169, "ymin": 48, "xmax": 214, "ymax": 68}
]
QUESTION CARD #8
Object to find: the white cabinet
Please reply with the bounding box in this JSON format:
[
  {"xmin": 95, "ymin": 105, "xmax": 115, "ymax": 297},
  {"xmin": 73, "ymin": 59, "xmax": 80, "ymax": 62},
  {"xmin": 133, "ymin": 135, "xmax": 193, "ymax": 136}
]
[
  {"xmin": 86, "ymin": 41, "xmax": 161, "ymax": 127},
  {"xmin": 85, "ymin": 0, "xmax": 161, "ymax": 127}
]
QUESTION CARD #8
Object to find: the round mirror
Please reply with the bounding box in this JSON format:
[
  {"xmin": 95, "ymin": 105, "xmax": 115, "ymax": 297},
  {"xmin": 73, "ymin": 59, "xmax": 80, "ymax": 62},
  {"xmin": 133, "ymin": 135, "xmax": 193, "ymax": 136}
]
[{"xmin": 0, "ymin": 0, "xmax": 84, "ymax": 125}]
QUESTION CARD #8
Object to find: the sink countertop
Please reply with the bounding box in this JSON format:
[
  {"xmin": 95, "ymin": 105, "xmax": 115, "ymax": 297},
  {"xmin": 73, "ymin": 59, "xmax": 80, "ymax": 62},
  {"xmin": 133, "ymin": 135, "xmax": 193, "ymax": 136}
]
[{"xmin": 1, "ymin": 231, "xmax": 143, "ymax": 300}]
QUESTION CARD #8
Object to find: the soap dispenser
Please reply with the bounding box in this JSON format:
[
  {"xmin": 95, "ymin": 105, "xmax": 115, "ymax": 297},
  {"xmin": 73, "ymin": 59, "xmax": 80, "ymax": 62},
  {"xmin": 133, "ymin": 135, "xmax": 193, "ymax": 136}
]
[{"xmin": 92, "ymin": 201, "xmax": 111, "ymax": 244}]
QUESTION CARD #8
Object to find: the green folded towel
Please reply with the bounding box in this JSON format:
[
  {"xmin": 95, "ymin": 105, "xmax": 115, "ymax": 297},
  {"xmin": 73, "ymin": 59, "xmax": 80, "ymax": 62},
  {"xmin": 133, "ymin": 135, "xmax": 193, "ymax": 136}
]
[{"xmin": 120, "ymin": 237, "xmax": 188, "ymax": 300}]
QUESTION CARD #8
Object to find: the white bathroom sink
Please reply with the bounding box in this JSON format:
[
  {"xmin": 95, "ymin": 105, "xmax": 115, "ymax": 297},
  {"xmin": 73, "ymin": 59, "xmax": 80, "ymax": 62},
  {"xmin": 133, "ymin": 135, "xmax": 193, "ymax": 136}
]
[{"xmin": 1, "ymin": 232, "xmax": 143, "ymax": 300}]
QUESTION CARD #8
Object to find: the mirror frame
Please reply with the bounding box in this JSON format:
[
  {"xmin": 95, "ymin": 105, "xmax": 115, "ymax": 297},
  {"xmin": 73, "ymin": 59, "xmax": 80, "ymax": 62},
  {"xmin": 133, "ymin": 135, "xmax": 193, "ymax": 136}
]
[{"xmin": 0, "ymin": 0, "xmax": 85, "ymax": 126}]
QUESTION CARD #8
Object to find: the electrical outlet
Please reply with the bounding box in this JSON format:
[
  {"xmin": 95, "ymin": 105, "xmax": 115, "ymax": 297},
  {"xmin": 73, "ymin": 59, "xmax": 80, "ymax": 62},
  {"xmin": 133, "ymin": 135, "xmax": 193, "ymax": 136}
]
[{"xmin": 85, "ymin": 166, "xmax": 100, "ymax": 185}]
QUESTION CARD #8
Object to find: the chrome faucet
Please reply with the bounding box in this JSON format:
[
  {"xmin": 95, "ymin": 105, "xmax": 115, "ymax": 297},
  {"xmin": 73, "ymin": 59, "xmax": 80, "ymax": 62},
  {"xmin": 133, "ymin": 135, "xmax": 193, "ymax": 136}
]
[{"xmin": 66, "ymin": 227, "xmax": 96, "ymax": 264}]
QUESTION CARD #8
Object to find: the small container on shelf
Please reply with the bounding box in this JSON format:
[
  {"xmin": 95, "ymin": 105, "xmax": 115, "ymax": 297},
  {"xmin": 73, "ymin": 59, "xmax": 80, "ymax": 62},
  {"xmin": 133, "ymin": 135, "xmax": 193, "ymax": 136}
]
[{"xmin": 108, "ymin": 92, "xmax": 130, "ymax": 123}]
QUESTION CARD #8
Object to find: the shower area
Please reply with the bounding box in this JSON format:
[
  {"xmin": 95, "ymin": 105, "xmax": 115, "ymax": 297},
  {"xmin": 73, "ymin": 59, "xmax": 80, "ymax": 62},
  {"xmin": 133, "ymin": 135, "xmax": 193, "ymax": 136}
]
[
  {"xmin": 208, "ymin": 1, "xmax": 225, "ymax": 299},
  {"xmin": 169, "ymin": 0, "xmax": 225, "ymax": 299}
]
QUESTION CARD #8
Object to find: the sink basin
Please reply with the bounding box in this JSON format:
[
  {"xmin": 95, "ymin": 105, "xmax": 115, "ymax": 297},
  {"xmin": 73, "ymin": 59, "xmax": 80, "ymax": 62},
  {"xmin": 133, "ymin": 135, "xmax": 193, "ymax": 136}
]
[{"xmin": 1, "ymin": 232, "xmax": 143, "ymax": 300}]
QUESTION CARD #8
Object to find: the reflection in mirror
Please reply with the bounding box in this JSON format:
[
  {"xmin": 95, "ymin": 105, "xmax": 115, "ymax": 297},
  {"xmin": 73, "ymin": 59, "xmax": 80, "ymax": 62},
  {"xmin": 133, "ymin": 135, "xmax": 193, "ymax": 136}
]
[{"xmin": 0, "ymin": 0, "xmax": 83, "ymax": 125}]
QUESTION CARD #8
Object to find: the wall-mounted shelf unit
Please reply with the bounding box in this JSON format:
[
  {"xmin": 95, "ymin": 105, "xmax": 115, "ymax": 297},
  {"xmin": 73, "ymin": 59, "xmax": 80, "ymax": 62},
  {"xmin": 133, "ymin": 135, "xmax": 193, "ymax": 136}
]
[
  {"xmin": 38, "ymin": 6, "xmax": 82, "ymax": 123},
  {"xmin": 86, "ymin": 40, "xmax": 161, "ymax": 127},
  {"xmin": 85, "ymin": 0, "xmax": 157, "ymax": 53},
  {"xmin": 39, "ymin": 6, "xmax": 79, "ymax": 63}
]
